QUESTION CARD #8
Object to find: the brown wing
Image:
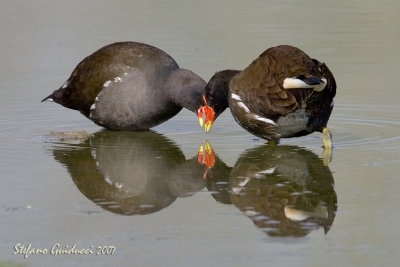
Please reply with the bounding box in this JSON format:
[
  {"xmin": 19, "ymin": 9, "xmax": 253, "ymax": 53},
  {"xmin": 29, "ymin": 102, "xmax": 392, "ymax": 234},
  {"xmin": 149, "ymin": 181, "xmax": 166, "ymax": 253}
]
[
  {"xmin": 229, "ymin": 45, "xmax": 318, "ymax": 117},
  {"xmin": 50, "ymin": 42, "xmax": 179, "ymax": 117},
  {"xmin": 229, "ymin": 49, "xmax": 297, "ymax": 116}
]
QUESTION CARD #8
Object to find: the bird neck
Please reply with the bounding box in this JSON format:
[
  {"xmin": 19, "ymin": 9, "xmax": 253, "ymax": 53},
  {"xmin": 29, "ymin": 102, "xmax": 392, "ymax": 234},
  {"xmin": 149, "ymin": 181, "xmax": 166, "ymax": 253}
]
[
  {"xmin": 166, "ymin": 68, "xmax": 207, "ymax": 113},
  {"xmin": 205, "ymin": 69, "xmax": 240, "ymax": 116}
]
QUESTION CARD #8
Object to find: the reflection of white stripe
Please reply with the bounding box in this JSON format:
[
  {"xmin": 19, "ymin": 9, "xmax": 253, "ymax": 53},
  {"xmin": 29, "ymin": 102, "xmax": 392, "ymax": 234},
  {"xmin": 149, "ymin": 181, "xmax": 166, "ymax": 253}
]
[
  {"xmin": 284, "ymin": 206, "xmax": 309, "ymax": 221},
  {"xmin": 253, "ymin": 114, "xmax": 276, "ymax": 126},
  {"xmin": 231, "ymin": 93, "xmax": 241, "ymax": 101},
  {"xmin": 238, "ymin": 177, "xmax": 250, "ymax": 187},
  {"xmin": 237, "ymin": 102, "xmax": 250, "ymax": 113},
  {"xmin": 284, "ymin": 202, "xmax": 328, "ymax": 221},
  {"xmin": 232, "ymin": 187, "xmax": 241, "ymax": 194},
  {"xmin": 104, "ymin": 175, "xmax": 112, "ymax": 185},
  {"xmin": 232, "ymin": 177, "xmax": 251, "ymax": 194},
  {"xmin": 258, "ymin": 167, "xmax": 276, "ymax": 175},
  {"xmin": 91, "ymin": 149, "xmax": 96, "ymax": 159}
]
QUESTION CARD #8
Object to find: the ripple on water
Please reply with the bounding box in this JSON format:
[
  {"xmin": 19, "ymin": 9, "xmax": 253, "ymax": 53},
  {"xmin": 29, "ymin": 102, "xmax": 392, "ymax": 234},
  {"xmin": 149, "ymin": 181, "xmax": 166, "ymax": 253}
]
[
  {"xmin": 330, "ymin": 104, "xmax": 400, "ymax": 151},
  {"xmin": 1, "ymin": 103, "xmax": 399, "ymax": 154}
]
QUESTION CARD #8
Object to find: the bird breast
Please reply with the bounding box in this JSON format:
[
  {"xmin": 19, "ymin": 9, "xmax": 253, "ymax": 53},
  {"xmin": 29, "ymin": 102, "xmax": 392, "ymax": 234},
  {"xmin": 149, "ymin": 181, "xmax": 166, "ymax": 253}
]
[{"xmin": 276, "ymin": 103, "xmax": 310, "ymax": 137}]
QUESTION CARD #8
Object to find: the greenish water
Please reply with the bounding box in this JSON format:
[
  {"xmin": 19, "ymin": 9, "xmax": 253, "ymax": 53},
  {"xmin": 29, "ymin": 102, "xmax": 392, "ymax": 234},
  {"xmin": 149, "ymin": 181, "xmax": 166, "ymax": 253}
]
[{"xmin": 1, "ymin": 0, "xmax": 400, "ymax": 266}]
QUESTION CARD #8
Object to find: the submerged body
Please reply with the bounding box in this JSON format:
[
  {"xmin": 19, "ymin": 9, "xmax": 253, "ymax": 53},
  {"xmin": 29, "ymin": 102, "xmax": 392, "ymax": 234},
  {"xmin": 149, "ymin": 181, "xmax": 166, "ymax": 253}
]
[
  {"xmin": 203, "ymin": 45, "xmax": 336, "ymax": 146},
  {"xmin": 43, "ymin": 42, "xmax": 206, "ymax": 130}
]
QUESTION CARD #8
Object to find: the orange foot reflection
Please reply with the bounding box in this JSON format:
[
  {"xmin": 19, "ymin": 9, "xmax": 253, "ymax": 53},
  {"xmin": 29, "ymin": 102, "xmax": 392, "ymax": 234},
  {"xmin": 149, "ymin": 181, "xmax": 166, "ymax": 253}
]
[{"xmin": 198, "ymin": 141, "xmax": 215, "ymax": 179}]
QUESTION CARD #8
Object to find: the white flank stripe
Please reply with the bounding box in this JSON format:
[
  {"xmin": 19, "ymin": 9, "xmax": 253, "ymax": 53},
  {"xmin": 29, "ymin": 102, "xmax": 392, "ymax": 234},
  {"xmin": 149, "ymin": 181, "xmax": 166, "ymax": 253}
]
[
  {"xmin": 231, "ymin": 93, "xmax": 241, "ymax": 101},
  {"xmin": 237, "ymin": 102, "xmax": 250, "ymax": 113},
  {"xmin": 238, "ymin": 177, "xmax": 250, "ymax": 187},
  {"xmin": 253, "ymin": 114, "xmax": 276, "ymax": 126}
]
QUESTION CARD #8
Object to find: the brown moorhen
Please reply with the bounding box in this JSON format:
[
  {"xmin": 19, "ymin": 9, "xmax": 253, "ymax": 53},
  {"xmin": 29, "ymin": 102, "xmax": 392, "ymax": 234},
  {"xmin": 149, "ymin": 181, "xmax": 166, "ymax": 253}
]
[{"xmin": 200, "ymin": 45, "xmax": 336, "ymax": 148}]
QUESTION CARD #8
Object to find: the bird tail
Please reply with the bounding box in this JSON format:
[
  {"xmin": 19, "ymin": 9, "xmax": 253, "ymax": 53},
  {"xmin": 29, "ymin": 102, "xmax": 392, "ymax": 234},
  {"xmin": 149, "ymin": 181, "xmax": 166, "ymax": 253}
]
[
  {"xmin": 41, "ymin": 87, "xmax": 64, "ymax": 103},
  {"xmin": 41, "ymin": 93, "xmax": 54, "ymax": 102}
]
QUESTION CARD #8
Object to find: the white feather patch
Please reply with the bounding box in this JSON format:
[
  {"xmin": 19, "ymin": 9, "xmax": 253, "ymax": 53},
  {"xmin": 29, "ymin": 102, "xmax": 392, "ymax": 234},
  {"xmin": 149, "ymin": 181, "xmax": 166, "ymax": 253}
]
[
  {"xmin": 61, "ymin": 81, "xmax": 69, "ymax": 89},
  {"xmin": 276, "ymin": 104, "xmax": 309, "ymax": 137},
  {"xmin": 283, "ymin": 77, "xmax": 327, "ymax": 92},
  {"xmin": 237, "ymin": 102, "xmax": 250, "ymax": 113},
  {"xmin": 283, "ymin": 78, "xmax": 313, "ymax": 89},
  {"xmin": 253, "ymin": 114, "xmax": 277, "ymax": 126},
  {"xmin": 90, "ymin": 103, "xmax": 96, "ymax": 110},
  {"xmin": 103, "ymin": 80, "xmax": 112, "ymax": 87},
  {"xmin": 231, "ymin": 93, "xmax": 242, "ymax": 101},
  {"xmin": 103, "ymin": 77, "xmax": 122, "ymax": 88}
]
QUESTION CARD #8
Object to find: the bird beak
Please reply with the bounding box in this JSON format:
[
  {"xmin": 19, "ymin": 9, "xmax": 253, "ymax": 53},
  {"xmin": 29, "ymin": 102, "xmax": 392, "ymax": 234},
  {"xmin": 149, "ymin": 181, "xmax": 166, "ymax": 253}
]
[
  {"xmin": 197, "ymin": 95, "xmax": 215, "ymax": 132},
  {"xmin": 197, "ymin": 108, "xmax": 204, "ymax": 128},
  {"xmin": 204, "ymin": 119, "xmax": 213, "ymax": 133},
  {"xmin": 197, "ymin": 106, "xmax": 215, "ymax": 132}
]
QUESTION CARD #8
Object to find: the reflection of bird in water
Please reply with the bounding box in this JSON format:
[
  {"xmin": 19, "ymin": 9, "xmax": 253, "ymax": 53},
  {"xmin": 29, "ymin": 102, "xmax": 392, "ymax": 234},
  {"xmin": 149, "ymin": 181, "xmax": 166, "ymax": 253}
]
[
  {"xmin": 204, "ymin": 144, "xmax": 337, "ymax": 237},
  {"xmin": 50, "ymin": 130, "xmax": 207, "ymax": 215}
]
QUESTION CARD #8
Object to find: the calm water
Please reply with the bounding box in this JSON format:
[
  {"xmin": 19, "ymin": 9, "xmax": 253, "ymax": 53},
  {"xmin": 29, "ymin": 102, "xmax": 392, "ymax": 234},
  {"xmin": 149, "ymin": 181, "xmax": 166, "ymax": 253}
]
[{"xmin": 1, "ymin": 0, "xmax": 400, "ymax": 266}]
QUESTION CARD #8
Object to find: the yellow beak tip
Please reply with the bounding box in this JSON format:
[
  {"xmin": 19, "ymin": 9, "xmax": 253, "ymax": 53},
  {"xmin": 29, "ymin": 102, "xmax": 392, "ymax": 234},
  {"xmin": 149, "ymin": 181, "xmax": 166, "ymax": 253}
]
[
  {"xmin": 198, "ymin": 118, "xmax": 204, "ymax": 128},
  {"xmin": 204, "ymin": 122, "xmax": 212, "ymax": 133}
]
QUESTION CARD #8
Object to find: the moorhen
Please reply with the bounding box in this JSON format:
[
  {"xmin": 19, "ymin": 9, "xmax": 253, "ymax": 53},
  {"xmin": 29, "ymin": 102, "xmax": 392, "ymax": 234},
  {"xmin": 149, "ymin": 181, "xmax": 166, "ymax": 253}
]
[
  {"xmin": 42, "ymin": 41, "xmax": 213, "ymax": 130},
  {"xmin": 201, "ymin": 45, "xmax": 336, "ymax": 148}
]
